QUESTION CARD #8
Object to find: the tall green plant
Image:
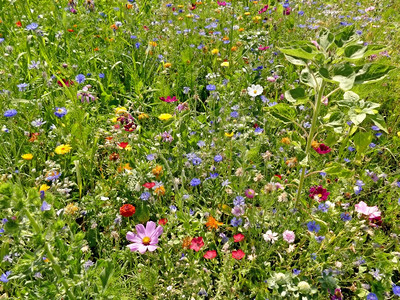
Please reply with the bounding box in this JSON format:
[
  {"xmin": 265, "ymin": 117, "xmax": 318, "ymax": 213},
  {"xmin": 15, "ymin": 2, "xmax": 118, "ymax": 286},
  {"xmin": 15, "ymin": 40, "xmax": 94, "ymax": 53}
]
[{"xmin": 268, "ymin": 26, "xmax": 395, "ymax": 206}]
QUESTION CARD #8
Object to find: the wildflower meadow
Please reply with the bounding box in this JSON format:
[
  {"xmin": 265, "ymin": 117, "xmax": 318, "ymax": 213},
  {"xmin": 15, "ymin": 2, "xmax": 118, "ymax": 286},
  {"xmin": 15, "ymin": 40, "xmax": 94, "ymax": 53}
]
[{"xmin": 1, "ymin": 0, "xmax": 400, "ymax": 299}]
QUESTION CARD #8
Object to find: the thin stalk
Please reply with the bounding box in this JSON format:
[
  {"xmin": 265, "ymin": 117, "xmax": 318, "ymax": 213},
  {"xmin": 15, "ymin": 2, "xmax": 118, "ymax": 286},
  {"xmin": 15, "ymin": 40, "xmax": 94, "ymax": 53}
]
[{"xmin": 295, "ymin": 80, "xmax": 327, "ymax": 207}]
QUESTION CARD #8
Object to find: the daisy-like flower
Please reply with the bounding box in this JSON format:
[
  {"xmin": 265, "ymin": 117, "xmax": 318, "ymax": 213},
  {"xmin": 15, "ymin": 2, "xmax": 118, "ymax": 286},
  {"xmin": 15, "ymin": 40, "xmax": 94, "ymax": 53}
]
[
  {"xmin": 247, "ymin": 84, "xmax": 263, "ymax": 97},
  {"xmin": 263, "ymin": 230, "xmax": 278, "ymax": 243},
  {"xmin": 309, "ymin": 185, "xmax": 330, "ymax": 202},
  {"xmin": 126, "ymin": 221, "xmax": 163, "ymax": 254},
  {"xmin": 55, "ymin": 144, "xmax": 72, "ymax": 155}
]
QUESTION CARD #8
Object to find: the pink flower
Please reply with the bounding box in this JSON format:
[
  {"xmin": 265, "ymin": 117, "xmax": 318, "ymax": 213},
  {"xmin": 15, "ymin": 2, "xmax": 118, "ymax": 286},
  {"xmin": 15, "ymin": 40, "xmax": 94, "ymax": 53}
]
[
  {"xmin": 245, "ymin": 189, "xmax": 255, "ymax": 199},
  {"xmin": 159, "ymin": 96, "xmax": 178, "ymax": 103},
  {"xmin": 126, "ymin": 221, "xmax": 163, "ymax": 254},
  {"xmin": 203, "ymin": 250, "xmax": 217, "ymax": 259},
  {"xmin": 314, "ymin": 143, "xmax": 331, "ymax": 154},
  {"xmin": 233, "ymin": 233, "xmax": 245, "ymax": 243},
  {"xmin": 190, "ymin": 237, "xmax": 204, "ymax": 252},
  {"xmin": 258, "ymin": 45, "xmax": 270, "ymax": 51},
  {"xmin": 232, "ymin": 249, "xmax": 245, "ymax": 260},
  {"xmin": 309, "ymin": 185, "xmax": 330, "ymax": 202},
  {"xmin": 282, "ymin": 230, "xmax": 295, "ymax": 243},
  {"xmin": 355, "ymin": 201, "xmax": 369, "ymax": 215},
  {"xmin": 355, "ymin": 201, "xmax": 381, "ymax": 220}
]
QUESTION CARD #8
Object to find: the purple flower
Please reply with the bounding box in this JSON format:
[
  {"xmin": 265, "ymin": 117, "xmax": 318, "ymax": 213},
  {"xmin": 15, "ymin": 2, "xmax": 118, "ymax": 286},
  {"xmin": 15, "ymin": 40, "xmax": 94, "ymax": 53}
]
[
  {"xmin": 26, "ymin": 23, "xmax": 38, "ymax": 30},
  {"xmin": 0, "ymin": 271, "xmax": 11, "ymax": 283},
  {"xmin": 233, "ymin": 196, "xmax": 245, "ymax": 206},
  {"xmin": 231, "ymin": 206, "xmax": 244, "ymax": 217},
  {"xmin": 17, "ymin": 83, "xmax": 29, "ymax": 91},
  {"xmin": 126, "ymin": 221, "xmax": 163, "ymax": 253},
  {"xmin": 340, "ymin": 212, "xmax": 352, "ymax": 222},
  {"xmin": 293, "ymin": 269, "xmax": 301, "ymax": 275},
  {"xmin": 214, "ymin": 154, "xmax": 223, "ymax": 162},
  {"xmin": 366, "ymin": 293, "xmax": 378, "ymax": 300},
  {"xmin": 307, "ymin": 221, "xmax": 320, "ymax": 233},
  {"xmin": 230, "ymin": 217, "xmax": 242, "ymax": 227},
  {"xmin": 4, "ymin": 109, "xmax": 17, "ymax": 117},
  {"xmin": 41, "ymin": 201, "xmax": 51, "ymax": 211},
  {"xmin": 190, "ymin": 178, "xmax": 201, "ymax": 186},
  {"xmin": 206, "ymin": 84, "xmax": 216, "ymax": 91},
  {"xmin": 54, "ymin": 107, "xmax": 68, "ymax": 118},
  {"xmin": 75, "ymin": 74, "xmax": 86, "ymax": 84}
]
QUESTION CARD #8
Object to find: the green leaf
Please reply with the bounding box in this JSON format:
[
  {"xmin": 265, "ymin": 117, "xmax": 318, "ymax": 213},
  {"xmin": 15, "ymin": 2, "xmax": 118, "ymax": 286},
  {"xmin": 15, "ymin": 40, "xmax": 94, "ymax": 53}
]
[
  {"xmin": 284, "ymin": 87, "xmax": 309, "ymax": 104},
  {"xmin": 354, "ymin": 64, "xmax": 395, "ymax": 85},
  {"xmin": 369, "ymin": 114, "xmax": 388, "ymax": 134},
  {"xmin": 331, "ymin": 63, "xmax": 356, "ymax": 90},
  {"xmin": 349, "ymin": 110, "xmax": 366, "ymax": 125},
  {"xmin": 266, "ymin": 103, "xmax": 297, "ymax": 123},
  {"xmin": 353, "ymin": 131, "xmax": 373, "ymax": 155},
  {"xmin": 343, "ymin": 91, "xmax": 359, "ymax": 101},
  {"xmin": 283, "ymin": 54, "xmax": 308, "ymax": 66},
  {"xmin": 318, "ymin": 28, "xmax": 334, "ymax": 51},
  {"xmin": 334, "ymin": 25, "xmax": 357, "ymax": 47},
  {"xmin": 280, "ymin": 42, "xmax": 317, "ymax": 60},
  {"xmin": 343, "ymin": 44, "xmax": 387, "ymax": 60},
  {"xmin": 300, "ymin": 68, "xmax": 322, "ymax": 89},
  {"xmin": 324, "ymin": 163, "xmax": 353, "ymax": 178},
  {"xmin": 99, "ymin": 260, "xmax": 115, "ymax": 292}
]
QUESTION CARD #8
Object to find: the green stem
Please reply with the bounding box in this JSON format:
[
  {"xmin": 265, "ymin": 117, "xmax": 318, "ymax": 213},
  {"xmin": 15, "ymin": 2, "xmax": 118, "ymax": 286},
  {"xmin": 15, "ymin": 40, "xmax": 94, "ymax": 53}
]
[{"xmin": 295, "ymin": 80, "xmax": 327, "ymax": 207}]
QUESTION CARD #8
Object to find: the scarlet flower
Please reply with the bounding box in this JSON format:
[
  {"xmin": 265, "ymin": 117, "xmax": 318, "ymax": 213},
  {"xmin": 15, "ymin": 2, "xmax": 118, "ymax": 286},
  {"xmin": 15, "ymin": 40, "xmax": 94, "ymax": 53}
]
[
  {"xmin": 314, "ymin": 143, "xmax": 331, "ymax": 154},
  {"xmin": 143, "ymin": 182, "xmax": 156, "ymax": 189},
  {"xmin": 233, "ymin": 233, "xmax": 245, "ymax": 243},
  {"xmin": 118, "ymin": 142, "xmax": 129, "ymax": 149},
  {"xmin": 109, "ymin": 152, "xmax": 120, "ymax": 161},
  {"xmin": 119, "ymin": 204, "xmax": 135, "ymax": 217},
  {"xmin": 159, "ymin": 96, "xmax": 178, "ymax": 103},
  {"xmin": 232, "ymin": 249, "xmax": 245, "ymax": 260},
  {"xmin": 274, "ymin": 174, "xmax": 282, "ymax": 180},
  {"xmin": 158, "ymin": 218, "xmax": 167, "ymax": 226},
  {"xmin": 67, "ymin": 29, "xmax": 74, "ymax": 32},
  {"xmin": 203, "ymin": 250, "xmax": 217, "ymax": 259},
  {"xmin": 16, "ymin": 21, "xmax": 22, "ymax": 27},
  {"xmin": 190, "ymin": 237, "xmax": 204, "ymax": 252}
]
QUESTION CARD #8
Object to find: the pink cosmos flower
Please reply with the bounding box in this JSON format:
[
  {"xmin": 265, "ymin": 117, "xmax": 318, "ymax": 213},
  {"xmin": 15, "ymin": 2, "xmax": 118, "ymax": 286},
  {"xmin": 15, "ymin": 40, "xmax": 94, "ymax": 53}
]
[
  {"xmin": 159, "ymin": 96, "xmax": 178, "ymax": 103},
  {"xmin": 126, "ymin": 221, "xmax": 163, "ymax": 254},
  {"xmin": 258, "ymin": 45, "xmax": 270, "ymax": 51},
  {"xmin": 314, "ymin": 143, "xmax": 331, "ymax": 154},
  {"xmin": 355, "ymin": 201, "xmax": 381, "ymax": 220},
  {"xmin": 309, "ymin": 185, "xmax": 330, "ymax": 202},
  {"xmin": 282, "ymin": 230, "xmax": 295, "ymax": 243}
]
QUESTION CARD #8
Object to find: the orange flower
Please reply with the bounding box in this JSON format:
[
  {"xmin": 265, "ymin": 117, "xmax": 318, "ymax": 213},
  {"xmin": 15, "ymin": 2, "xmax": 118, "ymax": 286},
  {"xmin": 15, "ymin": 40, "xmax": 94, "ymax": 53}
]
[
  {"xmin": 152, "ymin": 165, "xmax": 163, "ymax": 178},
  {"xmin": 182, "ymin": 236, "xmax": 192, "ymax": 249},
  {"xmin": 205, "ymin": 216, "xmax": 223, "ymax": 230},
  {"xmin": 311, "ymin": 140, "xmax": 320, "ymax": 148},
  {"xmin": 285, "ymin": 157, "xmax": 298, "ymax": 168},
  {"xmin": 281, "ymin": 137, "xmax": 291, "ymax": 145},
  {"xmin": 67, "ymin": 29, "xmax": 74, "ymax": 32},
  {"xmin": 154, "ymin": 185, "xmax": 165, "ymax": 196}
]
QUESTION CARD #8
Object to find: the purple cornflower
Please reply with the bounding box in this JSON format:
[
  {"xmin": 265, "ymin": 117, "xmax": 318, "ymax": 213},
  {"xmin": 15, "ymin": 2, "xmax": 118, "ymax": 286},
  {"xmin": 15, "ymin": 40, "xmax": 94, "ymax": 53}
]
[
  {"xmin": 0, "ymin": 271, "xmax": 11, "ymax": 283},
  {"xmin": 214, "ymin": 154, "xmax": 223, "ymax": 162},
  {"xmin": 307, "ymin": 221, "xmax": 320, "ymax": 233},
  {"xmin": 233, "ymin": 196, "xmax": 245, "ymax": 206},
  {"xmin": 230, "ymin": 217, "xmax": 242, "ymax": 227}
]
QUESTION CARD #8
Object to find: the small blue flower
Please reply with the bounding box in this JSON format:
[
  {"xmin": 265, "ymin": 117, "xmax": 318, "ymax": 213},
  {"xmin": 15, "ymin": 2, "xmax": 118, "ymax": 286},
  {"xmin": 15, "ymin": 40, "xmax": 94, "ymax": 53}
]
[
  {"xmin": 230, "ymin": 217, "xmax": 242, "ymax": 227},
  {"xmin": 140, "ymin": 192, "xmax": 151, "ymax": 201},
  {"xmin": 4, "ymin": 109, "xmax": 17, "ymax": 117},
  {"xmin": 99, "ymin": 73, "xmax": 105, "ymax": 78},
  {"xmin": 307, "ymin": 221, "xmax": 320, "ymax": 233},
  {"xmin": 54, "ymin": 107, "xmax": 68, "ymax": 118},
  {"xmin": 75, "ymin": 74, "xmax": 86, "ymax": 84},
  {"xmin": 17, "ymin": 83, "xmax": 29, "ymax": 91},
  {"xmin": 392, "ymin": 285, "xmax": 400, "ymax": 296},
  {"xmin": 146, "ymin": 154, "xmax": 155, "ymax": 161},
  {"xmin": 230, "ymin": 111, "xmax": 239, "ymax": 118},
  {"xmin": 190, "ymin": 178, "xmax": 201, "ymax": 186},
  {"xmin": 340, "ymin": 212, "xmax": 352, "ymax": 222},
  {"xmin": 41, "ymin": 201, "xmax": 51, "ymax": 211},
  {"xmin": 26, "ymin": 23, "xmax": 39, "ymax": 30},
  {"xmin": 315, "ymin": 236, "xmax": 325, "ymax": 243},
  {"xmin": 233, "ymin": 196, "xmax": 245, "ymax": 206},
  {"xmin": 371, "ymin": 125, "xmax": 380, "ymax": 131},
  {"xmin": 348, "ymin": 146, "xmax": 355, "ymax": 152},
  {"xmin": 255, "ymin": 127, "xmax": 264, "ymax": 134},
  {"xmin": 0, "ymin": 271, "xmax": 11, "ymax": 283},
  {"xmin": 206, "ymin": 84, "xmax": 216, "ymax": 91},
  {"xmin": 169, "ymin": 205, "xmax": 177, "ymax": 212},
  {"xmin": 318, "ymin": 203, "xmax": 329, "ymax": 213},
  {"xmin": 214, "ymin": 154, "xmax": 223, "ymax": 162},
  {"xmin": 293, "ymin": 269, "xmax": 301, "ymax": 275},
  {"xmin": 369, "ymin": 143, "xmax": 376, "ymax": 148},
  {"xmin": 366, "ymin": 293, "xmax": 378, "ymax": 300}
]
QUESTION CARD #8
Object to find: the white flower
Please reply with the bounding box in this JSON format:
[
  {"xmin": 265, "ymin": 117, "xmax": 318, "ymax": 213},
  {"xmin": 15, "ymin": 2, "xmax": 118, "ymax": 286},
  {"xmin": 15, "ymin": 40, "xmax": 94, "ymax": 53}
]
[
  {"xmin": 263, "ymin": 230, "xmax": 278, "ymax": 243},
  {"xmin": 247, "ymin": 84, "xmax": 263, "ymax": 97}
]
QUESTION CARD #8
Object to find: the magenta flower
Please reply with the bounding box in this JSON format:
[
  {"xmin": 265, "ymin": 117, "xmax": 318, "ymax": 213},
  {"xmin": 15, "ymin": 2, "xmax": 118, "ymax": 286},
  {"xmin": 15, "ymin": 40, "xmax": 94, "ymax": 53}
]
[
  {"xmin": 245, "ymin": 189, "xmax": 255, "ymax": 199},
  {"xmin": 314, "ymin": 143, "xmax": 331, "ymax": 154},
  {"xmin": 309, "ymin": 185, "xmax": 330, "ymax": 202},
  {"xmin": 159, "ymin": 96, "xmax": 178, "ymax": 103},
  {"xmin": 126, "ymin": 221, "xmax": 163, "ymax": 254}
]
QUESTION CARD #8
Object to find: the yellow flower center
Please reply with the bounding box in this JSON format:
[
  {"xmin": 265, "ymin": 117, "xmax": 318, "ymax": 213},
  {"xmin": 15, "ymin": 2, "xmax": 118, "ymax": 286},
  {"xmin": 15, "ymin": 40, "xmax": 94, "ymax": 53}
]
[
  {"xmin": 253, "ymin": 90, "xmax": 257, "ymax": 94},
  {"xmin": 318, "ymin": 194, "xmax": 322, "ymax": 198},
  {"xmin": 142, "ymin": 236, "xmax": 151, "ymax": 245}
]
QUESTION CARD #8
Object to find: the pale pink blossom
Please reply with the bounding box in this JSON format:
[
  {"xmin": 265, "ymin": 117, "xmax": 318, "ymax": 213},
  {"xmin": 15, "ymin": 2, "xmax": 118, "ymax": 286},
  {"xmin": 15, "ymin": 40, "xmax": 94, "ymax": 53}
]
[{"xmin": 282, "ymin": 230, "xmax": 295, "ymax": 243}]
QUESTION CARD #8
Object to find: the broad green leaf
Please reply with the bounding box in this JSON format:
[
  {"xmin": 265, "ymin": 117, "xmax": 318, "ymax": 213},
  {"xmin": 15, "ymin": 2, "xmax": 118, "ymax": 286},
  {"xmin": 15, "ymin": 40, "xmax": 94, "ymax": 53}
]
[
  {"xmin": 354, "ymin": 64, "xmax": 395, "ymax": 85},
  {"xmin": 280, "ymin": 43, "xmax": 317, "ymax": 60},
  {"xmin": 343, "ymin": 91, "xmax": 359, "ymax": 101},
  {"xmin": 266, "ymin": 103, "xmax": 297, "ymax": 123},
  {"xmin": 325, "ymin": 163, "xmax": 353, "ymax": 178},
  {"xmin": 284, "ymin": 87, "xmax": 309, "ymax": 104},
  {"xmin": 300, "ymin": 68, "xmax": 322, "ymax": 89},
  {"xmin": 318, "ymin": 28, "xmax": 334, "ymax": 51},
  {"xmin": 369, "ymin": 114, "xmax": 388, "ymax": 134},
  {"xmin": 99, "ymin": 260, "xmax": 115, "ymax": 292},
  {"xmin": 343, "ymin": 44, "xmax": 387, "ymax": 60},
  {"xmin": 353, "ymin": 131, "xmax": 373, "ymax": 155},
  {"xmin": 284, "ymin": 54, "xmax": 308, "ymax": 66},
  {"xmin": 349, "ymin": 109, "xmax": 366, "ymax": 125},
  {"xmin": 334, "ymin": 25, "xmax": 357, "ymax": 47}
]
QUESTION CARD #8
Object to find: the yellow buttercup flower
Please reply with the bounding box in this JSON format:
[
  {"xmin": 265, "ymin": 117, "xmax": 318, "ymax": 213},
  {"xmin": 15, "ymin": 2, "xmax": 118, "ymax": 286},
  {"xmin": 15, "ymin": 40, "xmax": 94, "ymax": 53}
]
[
  {"xmin": 163, "ymin": 62, "xmax": 172, "ymax": 68},
  {"xmin": 21, "ymin": 153, "xmax": 33, "ymax": 160},
  {"xmin": 39, "ymin": 184, "xmax": 50, "ymax": 192},
  {"xmin": 138, "ymin": 113, "xmax": 149, "ymax": 120},
  {"xmin": 225, "ymin": 132, "xmax": 234, "ymax": 138},
  {"xmin": 158, "ymin": 113, "xmax": 173, "ymax": 121},
  {"xmin": 55, "ymin": 144, "xmax": 72, "ymax": 155},
  {"xmin": 211, "ymin": 48, "xmax": 219, "ymax": 55},
  {"xmin": 115, "ymin": 107, "xmax": 127, "ymax": 114},
  {"xmin": 221, "ymin": 61, "xmax": 229, "ymax": 67},
  {"xmin": 397, "ymin": 131, "xmax": 400, "ymax": 137}
]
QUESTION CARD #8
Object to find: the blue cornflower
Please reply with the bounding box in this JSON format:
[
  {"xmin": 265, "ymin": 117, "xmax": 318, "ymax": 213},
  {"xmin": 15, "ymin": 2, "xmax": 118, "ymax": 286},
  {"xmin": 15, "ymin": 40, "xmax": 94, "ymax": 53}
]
[
  {"xmin": 135, "ymin": 42, "xmax": 141, "ymax": 48},
  {"xmin": 230, "ymin": 217, "xmax": 242, "ymax": 227},
  {"xmin": 197, "ymin": 140, "xmax": 205, "ymax": 147},
  {"xmin": 303, "ymin": 122, "xmax": 311, "ymax": 128},
  {"xmin": 307, "ymin": 221, "xmax": 320, "ymax": 233},
  {"xmin": 371, "ymin": 125, "xmax": 380, "ymax": 131},
  {"xmin": 318, "ymin": 203, "xmax": 329, "ymax": 213},
  {"xmin": 75, "ymin": 74, "xmax": 86, "ymax": 84},
  {"xmin": 146, "ymin": 154, "xmax": 155, "ymax": 161},
  {"xmin": 221, "ymin": 179, "xmax": 230, "ymax": 187},
  {"xmin": 315, "ymin": 236, "xmax": 325, "ymax": 243},
  {"xmin": 54, "ymin": 107, "xmax": 68, "ymax": 118},
  {"xmin": 190, "ymin": 178, "xmax": 201, "ymax": 186},
  {"xmin": 0, "ymin": 271, "xmax": 11, "ymax": 283},
  {"xmin": 40, "ymin": 201, "xmax": 51, "ymax": 211},
  {"xmin": 298, "ymin": 10, "xmax": 304, "ymax": 15},
  {"xmin": 2, "ymin": 218, "xmax": 7, "ymax": 224},
  {"xmin": 340, "ymin": 212, "xmax": 352, "ymax": 222},
  {"xmin": 192, "ymin": 156, "xmax": 202, "ymax": 165},
  {"xmin": 0, "ymin": 38, "xmax": 4, "ymax": 43},
  {"xmin": 169, "ymin": 205, "xmax": 177, "ymax": 212},
  {"xmin": 206, "ymin": 84, "xmax": 216, "ymax": 91},
  {"xmin": 233, "ymin": 196, "xmax": 245, "ymax": 206},
  {"xmin": 230, "ymin": 111, "xmax": 239, "ymax": 118},
  {"xmin": 99, "ymin": 73, "xmax": 105, "ymax": 78},
  {"xmin": 0, "ymin": 228, "xmax": 4, "ymax": 236},
  {"xmin": 26, "ymin": 23, "xmax": 39, "ymax": 30},
  {"xmin": 183, "ymin": 87, "xmax": 191, "ymax": 94},
  {"xmin": 140, "ymin": 192, "xmax": 151, "ymax": 201},
  {"xmin": 255, "ymin": 127, "xmax": 264, "ymax": 134},
  {"xmin": 366, "ymin": 293, "xmax": 378, "ymax": 300},
  {"xmin": 344, "ymin": 158, "xmax": 351, "ymax": 163},
  {"xmin": 311, "ymin": 253, "xmax": 317, "ymax": 260},
  {"xmin": 4, "ymin": 109, "xmax": 17, "ymax": 117},
  {"xmin": 369, "ymin": 143, "xmax": 376, "ymax": 148},
  {"xmin": 392, "ymin": 285, "xmax": 400, "ymax": 296},
  {"xmin": 209, "ymin": 172, "xmax": 219, "ymax": 179},
  {"xmin": 348, "ymin": 146, "xmax": 355, "ymax": 152},
  {"xmin": 214, "ymin": 154, "xmax": 223, "ymax": 162},
  {"xmin": 293, "ymin": 269, "xmax": 301, "ymax": 275},
  {"xmin": 17, "ymin": 83, "xmax": 28, "ymax": 91}
]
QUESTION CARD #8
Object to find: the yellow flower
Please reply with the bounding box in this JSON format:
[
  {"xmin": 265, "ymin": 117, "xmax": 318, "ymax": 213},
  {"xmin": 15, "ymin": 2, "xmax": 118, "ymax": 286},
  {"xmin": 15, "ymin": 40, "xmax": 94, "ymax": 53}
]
[
  {"xmin": 65, "ymin": 203, "xmax": 79, "ymax": 216},
  {"xmin": 21, "ymin": 153, "xmax": 33, "ymax": 160},
  {"xmin": 138, "ymin": 113, "xmax": 149, "ymax": 120},
  {"xmin": 244, "ymin": 12, "xmax": 251, "ymax": 16},
  {"xmin": 149, "ymin": 41, "xmax": 157, "ymax": 47},
  {"xmin": 39, "ymin": 184, "xmax": 50, "ymax": 192},
  {"xmin": 211, "ymin": 48, "xmax": 219, "ymax": 55},
  {"xmin": 221, "ymin": 61, "xmax": 229, "ymax": 67},
  {"xmin": 163, "ymin": 62, "xmax": 172, "ymax": 68},
  {"xmin": 115, "ymin": 107, "xmax": 127, "ymax": 114},
  {"xmin": 397, "ymin": 132, "xmax": 400, "ymax": 137},
  {"xmin": 225, "ymin": 132, "xmax": 234, "ymax": 138},
  {"xmin": 281, "ymin": 137, "xmax": 291, "ymax": 145},
  {"xmin": 55, "ymin": 144, "xmax": 72, "ymax": 155},
  {"xmin": 158, "ymin": 113, "xmax": 173, "ymax": 121},
  {"xmin": 311, "ymin": 140, "xmax": 320, "ymax": 148}
]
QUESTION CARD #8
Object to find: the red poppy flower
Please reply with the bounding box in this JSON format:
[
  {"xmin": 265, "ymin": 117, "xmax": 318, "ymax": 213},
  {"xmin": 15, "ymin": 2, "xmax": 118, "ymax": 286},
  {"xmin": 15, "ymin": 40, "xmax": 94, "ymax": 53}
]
[
  {"xmin": 158, "ymin": 218, "xmax": 167, "ymax": 226},
  {"xmin": 190, "ymin": 237, "xmax": 204, "ymax": 252},
  {"xmin": 309, "ymin": 185, "xmax": 330, "ymax": 202},
  {"xmin": 159, "ymin": 96, "xmax": 178, "ymax": 103},
  {"xmin": 253, "ymin": 123, "xmax": 259, "ymax": 128},
  {"xmin": 16, "ymin": 21, "xmax": 22, "ymax": 27},
  {"xmin": 203, "ymin": 250, "xmax": 217, "ymax": 259},
  {"xmin": 67, "ymin": 29, "xmax": 74, "ymax": 32},
  {"xmin": 314, "ymin": 143, "xmax": 331, "ymax": 154},
  {"xmin": 232, "ymin": 249, "xmax": 245, "ymax": 260},
  {"xmin": 119, "ymin": 204, "xmax": 135, "ymax": 217},
  {"xmin": 143, "ymin": 182, "xmax": 156, "ymax": 189},
  {"xmin": 233, "ymin": 233, "xmax": 245, "ymax": 243},
  {"xmin": 118, "ymin": 142, "xmax": 129, "ymax": 149}
]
